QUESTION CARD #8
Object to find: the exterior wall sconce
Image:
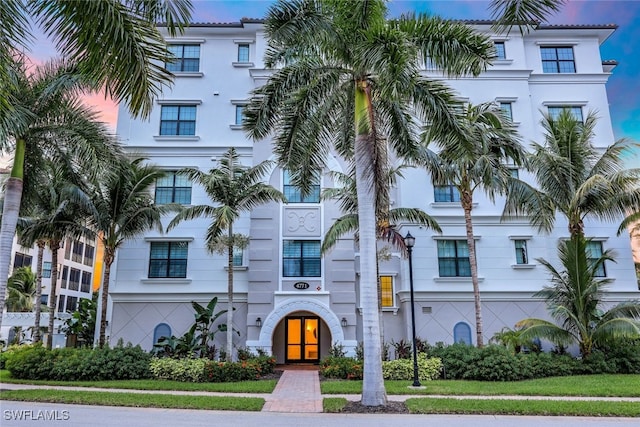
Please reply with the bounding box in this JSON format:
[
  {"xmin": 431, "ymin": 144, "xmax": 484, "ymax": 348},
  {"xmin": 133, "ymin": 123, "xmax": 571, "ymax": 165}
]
[
  {"xmin": 341, "ymin": 317, "xmax": 348, "ymax": 327},
  {"xmin": 256, "ymin": 317, "xmax": 262, "ymax": 328}
]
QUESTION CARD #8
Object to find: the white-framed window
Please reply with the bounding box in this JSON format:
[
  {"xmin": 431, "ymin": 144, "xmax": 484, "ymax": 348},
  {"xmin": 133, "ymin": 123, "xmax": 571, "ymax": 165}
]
[
  {"xmin": 283, "ymin": 240, "xmax": 321, "ymax": 277},
  {"xmin": 547, "ymin": 106, "xmax": 584, "ymax": 123},
  {"xmin": 83, "ymin": 244, "xmax": 94, "ymax": 266},
  {"xmin": 437, "ymin": 240, "xmax": 471, "ymax": 277},
  {"xmin": 499, "ymin": 102, "xmax": 513, "ymax": 121},
  {"xmin": 235, "ymin": 105, "xmax": 245, "ymax": 126},
  {"xmin": 586, "ymin": 240, "xmax": 606, "ymax": 277},
  {"xmin": 13, "ymin": 252, "xmax": 32, "ymax": 269},
  {"xmin": 434, "ymin": 184, "xmax": 460, "ymax": 203},
  {"xmin": 283, "ymin": 170, "xmax": 320, "ymax": 203},
  {"xmin": 166, "ymin": 44, "xmax": 200, "ymax": 72},
  {"xmin": 237, "ymin": 43, "xmax": 250, "ymax": 63},
  {"xmin": 148, "ymin": 241, "xmax": 189, "ymax": 278},
  {"xmin": 68, "ymin": 268, "xmax": 81, "ymax": 291},
  {"xmin": 160, "ymin": 105, "xmax": 197, "ymax": 136},
  {"xmin": 155, "ymin": 171, "xmax": 192, "ymax": 205},
  {"xmin": 494, "ymin": 41, "xmax": 506, "ymax": 59},
  {"xmin": 81, "ymin": 271, "xmax": 92, "ymax": 293},
  {"xmin": 541, "ymin": 46, "xmax": 576, "ymax": 73},
  {"xmin": 514, "ymin": 239, "xmax": 528, "ymax": 265},
  {"xmin": 233, "ymin": 247, "xmax": 244, "ymax": 267},
  {"xmin": 42, "ymin": 261, "xmax": 52, "ymax": 279},
  {"xmin": 379, "ymin": 275, "xmax": 395, "ymax": 308}
]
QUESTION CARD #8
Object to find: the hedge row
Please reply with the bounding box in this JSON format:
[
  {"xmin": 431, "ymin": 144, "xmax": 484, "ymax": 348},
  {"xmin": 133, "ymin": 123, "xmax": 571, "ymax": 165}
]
[{"xmin": 149, "ymin": 355, "xmax": 277, "ymax": 382}]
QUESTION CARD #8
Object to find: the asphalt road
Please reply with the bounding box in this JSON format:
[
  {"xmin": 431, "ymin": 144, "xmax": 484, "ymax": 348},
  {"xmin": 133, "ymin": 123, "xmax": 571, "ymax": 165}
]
[{"xmin": 1, "ymin": 401, "xmax": 638, "ymax": 427}]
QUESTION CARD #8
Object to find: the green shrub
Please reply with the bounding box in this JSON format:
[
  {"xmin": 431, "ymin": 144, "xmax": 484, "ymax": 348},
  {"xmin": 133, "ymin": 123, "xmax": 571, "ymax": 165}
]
[
  {"xmin": 319, "ymin": 356, "xmax": 362, "ymax": 380},
  {"xmin": 5, "ymin": 342, "xmax": 151, "ymax": 381},
  {"xmin": 579, "ymin": 351, "xmax": 617, "ymax": 375},
  {"xmin": 203, "ymin": 360, "xmax": 261, "ymax": 382},
  {"xmin": 519, "ymin": 351, "xmax": 579, "ymax": 379},
  {"xmin": 382, "ymin": 353, "xmax": 442, "ymax": 381},
  {"xmin": 463, "ymin": 345, "xmax": 524, "ymax": 381},
  {"xmin": 427, "ymin": 342, "xmax": 481, "ymax": 379},
  {"xmin": 598, "ymin": 338, "xmax": 640, "ymax": 374},
  {"xmin": 150, "ymin": 357, "xmax": 207, "ymax": 382}
]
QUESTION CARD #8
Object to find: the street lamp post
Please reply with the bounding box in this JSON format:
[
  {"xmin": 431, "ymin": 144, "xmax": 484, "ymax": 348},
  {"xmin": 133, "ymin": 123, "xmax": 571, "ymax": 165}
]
[{"xmin": 404, "ymin": 231, "xmax": 420, "ymax": 387}]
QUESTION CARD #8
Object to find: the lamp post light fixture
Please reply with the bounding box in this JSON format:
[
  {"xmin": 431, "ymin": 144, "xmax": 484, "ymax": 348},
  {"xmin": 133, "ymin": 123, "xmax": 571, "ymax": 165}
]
[{"xmin": 404, "ymin": 231, "xmax": 421, "ymax": 387}]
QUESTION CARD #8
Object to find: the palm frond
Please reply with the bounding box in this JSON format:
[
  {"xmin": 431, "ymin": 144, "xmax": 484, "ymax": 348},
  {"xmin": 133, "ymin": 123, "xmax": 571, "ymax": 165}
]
[{"xmin": 490, "ymin": 0, "xmax": 566, "ymax": 35}]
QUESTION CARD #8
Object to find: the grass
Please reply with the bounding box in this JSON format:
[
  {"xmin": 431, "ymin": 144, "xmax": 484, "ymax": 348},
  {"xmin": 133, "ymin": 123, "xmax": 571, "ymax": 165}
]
[
  {"xmin": 0, "ymin": 389, "xmax": 265, "ymax": 411},
  {"xmin": 0, "ymin": 370, "xmax": 276, "ymax": 393},
  {"xmin": 324, "ymin": 397, "xmax": 348, "ymax": 413},
  {"xmin": 320, "ymin": 374, "xmax": 640, "ymax": 397}
]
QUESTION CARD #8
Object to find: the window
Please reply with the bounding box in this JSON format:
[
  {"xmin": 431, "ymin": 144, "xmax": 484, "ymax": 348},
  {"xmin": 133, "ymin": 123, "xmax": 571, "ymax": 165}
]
[
  {"xmin": 547, "ymin": 106, "xmax": 583, "ymax": 123},
  {"xmin": 514, "ymin": 240, "xmax": 528, "ymax": 264},
  {"xmin": 155, "ymin": 172, "xmax": 192, "ymax": 205},
  {"xmin": 434, "ymin": 184, "xmax": 460, "ymax": 203},
  {"xmin": 380, "ymin": 275, "xmax": 394, "ymax": 307},
  {"xmin": 72, "ymin": 241, "xmax": 84, "ymax": 263},
  {"xmin": 42, "ymin": 261, "xmax": 52, "ymax": 279},
  {"xmin": 58, "ymin": 295, "xmax": 65, "ymax": 313},
  {"xmin": 149, "ymin": 241, "xmax": 188, "ymax": 278},
  {"xmin": 237, "ymin": 43, "xmax": 250, "ymax": 62},
  {"xmin": 541, "ymin": 46, "xmax": 575, "ymax": 73},
  {"xmin": 499, "ymin": 102, "xmax": 513, "ymax": 121},
  {"xmin": 235, "ymin": 105, "xmax": 245, "ymax": 126},
  {"xmin": 166, "ymin": 44, "xmax": 200, "ymax": 72},
  {"xmin": 61, "ymin": 266, "xmax": 68, "ymax": 289},
  {"xmin": 84, "ymin": 244, "xmax": 94, "ymax": 266},
  {"xmin": 283, "ymin": 170, "xmax": 320, "ymax": 203},
  {"xmin": 64, "ymin": 238, "xmax": 72, "ymax": 259},
  {"xmin": 13, "ymin": 252, "xmax": 32, "ymax": 269},
  {"xmin": 68, "ymin": 268, "xmax": 81, "ymax": 291},
  {"xmin": 283, "ymin": 240, "xmax": 321, "ymax": 277},
  {"xmin": 453, "ymin": 322, "xmax": 472, "ymax": 345},
  {"xmin": 66, "ymin": 296, "xmax": 78, "ymax": 313},
  {"xmin": 233, "ymin": 247, "xmax": 244, "ymax": 267},
  {"xmin": 586, "ymin": 241, "xmax": 606, "ymax": 277},
  {"xmin": 81, "ymin": 271, "xmax": 92, "ymax": 293},
  {"xmin": 160, "ymin": 105, "xmax": 196, "ymax": 136},
  {"xmin": 494, "ymin": 42, "xmax": 506, "ymax": 59},
  {"xmin": 437, "ymin": 240, "xmax": 471, "ymax": 277},
  {"xmin": 41, "ymin": 294, "xmax": 48, "ymax": 306}
]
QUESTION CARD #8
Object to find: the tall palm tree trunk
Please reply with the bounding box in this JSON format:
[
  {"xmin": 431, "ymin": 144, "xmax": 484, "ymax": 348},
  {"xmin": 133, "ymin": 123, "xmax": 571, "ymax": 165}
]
[
  {"xmin": 46, "ymin": 239, "xmax": 61, "ymax": 350},
  {"xmin": 99, "ymin": 249, "xmax": 114, "ymax": 348},
  {"xmin": 461, "ymin": 191, "xmax": 483, "ymax": 347},
  {"xmin": 33, "ymin": 241, "xmax": 45, "ymax": 343},
  {"xmin": 226, "ymin": 226, "xmax": 234, "ymax": 362},
  {"xmin": 355, "ymin": 81, "xmax": 387, "ymax": 406},
  {"xmin": 0, "ymin": 139, "xmax": 26, "ymax": 331}
]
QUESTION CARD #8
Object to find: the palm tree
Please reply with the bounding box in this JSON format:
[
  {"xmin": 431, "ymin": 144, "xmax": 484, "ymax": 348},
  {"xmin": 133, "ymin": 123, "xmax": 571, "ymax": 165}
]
[
  {"xmin": 168, "ymin": 147, "xmax": 286, "ymax": 361},
  {"xmin": 89, "ymin": 157, "xmax": 168, "ymax": 347},
  {"xmin": 0, "ymin": 57, "xmax": 121, "ymax": 331},
  {"xmin": 18, "ymin": 162, "xmax": 97, "ymax": 349},
  {"xmin": 503, "ymin": 109, "xmax": 640, "ymax": 240},
  {"xmin": 516, "ymin": 235, "xmax": 640, "ymax": 357},
  {"xmin": 6, "ymin": 267, "xmax": 37, "ymax": 312},
  {"xmin": 0, "ymin": 0, "xmax": 192, "ymax": 331},
  {"xmin": 420, "ymin": 102, "xmax": 524, "ymax": 347},
  {"xmin": 244, "ymin": 0, "xmax": 494, "ymax": 406},
  {"xmin": 490, "ymin": 0, "xmax": 567, "ymax": 34}
]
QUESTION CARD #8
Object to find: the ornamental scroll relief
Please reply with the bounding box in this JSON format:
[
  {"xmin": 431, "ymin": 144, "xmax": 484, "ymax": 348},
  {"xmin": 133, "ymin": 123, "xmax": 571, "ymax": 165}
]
[{"xmin": 283, "ymin": 207, "xmax": 321, "ymax": 237}]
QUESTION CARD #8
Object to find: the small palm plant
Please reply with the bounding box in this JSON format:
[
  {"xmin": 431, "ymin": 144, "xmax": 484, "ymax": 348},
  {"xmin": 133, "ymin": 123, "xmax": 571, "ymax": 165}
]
[
  {"xmin": 516, "ymin": 235, "xmax": 640, "ymax": 357},
  {"xmin": 6, "ymin": 267, "xmax": 37, "ymax": 312}
]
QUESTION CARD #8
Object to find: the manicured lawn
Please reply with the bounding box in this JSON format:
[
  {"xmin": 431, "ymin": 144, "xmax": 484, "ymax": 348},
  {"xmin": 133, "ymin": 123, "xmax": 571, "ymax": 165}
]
[
  {"xmin": 0, "ymin": 370, "xmax": 276, "ymax": 393},
  {"xmin": 0, "ymin": 389, "xmax": 265, "ymax": 411},
  {"xmin": 320, "ymin": 374, "xmax": 640, "ymax": 397}
]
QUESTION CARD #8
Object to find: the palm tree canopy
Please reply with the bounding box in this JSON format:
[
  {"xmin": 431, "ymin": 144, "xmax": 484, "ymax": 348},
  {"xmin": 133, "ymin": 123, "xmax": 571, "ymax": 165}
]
[
  {"xmin": 245, "ymin": 0, "xmax": 495, "ymax": 196},
  {"xmin": 490, "ymin": 0, "xmax": 567, "ymax": 35},
  {"xmin": 516, "ymin": 235, "xmax": 640, "ymax": 356},
  {"xmin": 168, "ymin": 147, "xmax": 286, "ymax": 252},
  {"xmin": 421, "ymin": 102, "xmax": 525, "ymax": 202},
  {"xmin": 503, "ymin": 109, "xmax": 640, "ymax": 236},
  {"xmin": 6, "ymin": 266, "xmax": 37, "ymax": 312},
  {"xmin": 90, "ymin": 157, "xmax": 168, "ymax": 252},
  {"xmin": 0, "ymin": 0, "xmax": 193, "ymax": 118}
]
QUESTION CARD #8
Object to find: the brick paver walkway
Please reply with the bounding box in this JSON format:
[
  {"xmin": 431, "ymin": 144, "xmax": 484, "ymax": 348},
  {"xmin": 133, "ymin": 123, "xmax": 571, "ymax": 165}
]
[{"xmin": 262, "ymin": 370, "xmax": 322, "ymax": 413}]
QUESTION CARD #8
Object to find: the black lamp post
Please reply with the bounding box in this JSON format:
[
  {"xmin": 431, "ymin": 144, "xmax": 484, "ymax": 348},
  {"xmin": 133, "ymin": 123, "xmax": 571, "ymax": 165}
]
[{"xmin": 404, "ymin": 231, "xmax": 420, "ymax": 387}]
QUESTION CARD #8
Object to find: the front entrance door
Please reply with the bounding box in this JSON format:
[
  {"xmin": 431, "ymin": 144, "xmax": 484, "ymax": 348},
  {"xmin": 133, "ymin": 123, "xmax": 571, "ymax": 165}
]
[{"xmin": 285, "ymin": 316, "xmax": 319, "ymax": 363}]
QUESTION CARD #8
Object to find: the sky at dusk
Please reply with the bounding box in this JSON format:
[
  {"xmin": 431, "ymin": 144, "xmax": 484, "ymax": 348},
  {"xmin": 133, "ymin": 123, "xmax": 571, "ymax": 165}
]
[{"xmin": 27, "ymin": 0, "xmax": 640, "ymax": 146}]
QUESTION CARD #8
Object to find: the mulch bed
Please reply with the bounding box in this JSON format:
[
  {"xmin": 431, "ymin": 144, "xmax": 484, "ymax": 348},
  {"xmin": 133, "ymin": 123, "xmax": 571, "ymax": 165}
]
[{"xmin": 340, "ymin": 400, "xmax": 409, "ymax": 413}]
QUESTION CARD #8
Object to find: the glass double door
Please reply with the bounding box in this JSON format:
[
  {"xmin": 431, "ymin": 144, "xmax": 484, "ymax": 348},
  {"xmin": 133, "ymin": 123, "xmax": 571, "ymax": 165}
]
[{"xmin": 285, "ymin": 316, "xmax": 319, "ymax": 363}]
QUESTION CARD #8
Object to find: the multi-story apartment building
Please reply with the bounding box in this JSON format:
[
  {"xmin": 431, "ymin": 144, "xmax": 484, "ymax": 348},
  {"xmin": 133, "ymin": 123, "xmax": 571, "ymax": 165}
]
[{"xmin": 109, "ymin": 19, "xmax": 639, "ymax": 363}]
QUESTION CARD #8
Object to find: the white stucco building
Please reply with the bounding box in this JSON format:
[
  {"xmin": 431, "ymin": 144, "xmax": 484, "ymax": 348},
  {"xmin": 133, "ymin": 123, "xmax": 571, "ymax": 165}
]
[{"xmin": 108, "ymin": 19, "xmax": 639, "ymax": 363}]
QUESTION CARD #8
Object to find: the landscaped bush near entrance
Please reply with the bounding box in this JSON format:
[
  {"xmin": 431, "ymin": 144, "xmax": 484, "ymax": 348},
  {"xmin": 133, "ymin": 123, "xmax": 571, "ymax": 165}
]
[
  {"xmin": 320, "ymin": 356, "xmax": 362, "ymax": 380},
  {"xmin": 5, "ymin": 342, "xmax": 151, "ymax": 381},
  {"xmin": 149, "ymin": 355, "xmax": 277, "ymax": 382},
  {"xmin": 382, "ymin": 354, "xmax": 442, "ymax": 381}
]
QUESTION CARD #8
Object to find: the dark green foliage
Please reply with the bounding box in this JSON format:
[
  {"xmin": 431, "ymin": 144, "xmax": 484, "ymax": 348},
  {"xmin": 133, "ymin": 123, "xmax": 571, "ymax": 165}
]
[
  {"xmin": 428, "ymin": 343, "xmax": 481, "ymax": 379},
  {"xmin": 320, "ymin": 356, "xmax": 363, "ymax": 380},
  {"xmin": 5, "ymin": 342, "xmax": 151, "ymax": 381},
  {"xmin": 203, "ymin": 356, "xmax": 276, "ymax": 382},
  {"xmin": 599, "ymin": 338, "xmax": 640, "ymax": 374},
  {"xmin": 328, "ymin": 342, "xmax": 346, "ymax": 358},
  {"xmin": 392, "ymin": 339, "xmax": 411, "ymax": 359},
  {"xmin": 62, "ymin": 295, "xmax": 97, "ymax": 347}
]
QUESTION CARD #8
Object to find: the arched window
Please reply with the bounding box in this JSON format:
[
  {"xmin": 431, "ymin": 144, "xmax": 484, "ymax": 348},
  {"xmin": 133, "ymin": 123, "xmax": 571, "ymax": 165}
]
[
  {"xmin": 453, "ymin": 322, "xmax": 472, "ymax": 345},
  {"xmin": 153, "ymin": 323, "xmax": 172, "ymax": 344}
]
